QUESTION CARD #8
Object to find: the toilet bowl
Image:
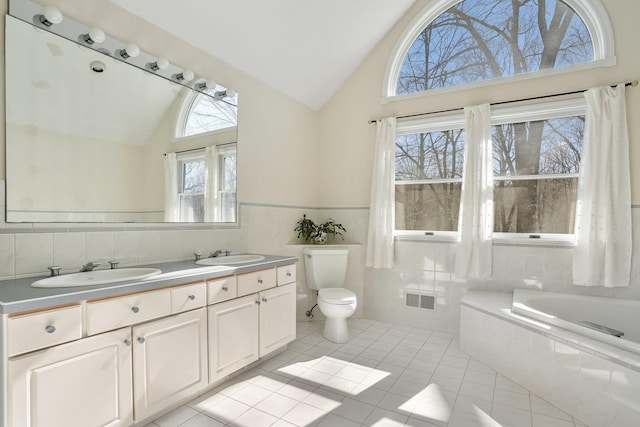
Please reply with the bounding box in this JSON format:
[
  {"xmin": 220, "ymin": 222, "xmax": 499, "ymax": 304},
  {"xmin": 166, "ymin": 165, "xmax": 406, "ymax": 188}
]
[
  {"xmin": 303, "ymin": 247, "xmax": 357, "ymax": 343},
  {"xmin": 317, "ymin": 288, "xmax": 357, "ymax": 343}
]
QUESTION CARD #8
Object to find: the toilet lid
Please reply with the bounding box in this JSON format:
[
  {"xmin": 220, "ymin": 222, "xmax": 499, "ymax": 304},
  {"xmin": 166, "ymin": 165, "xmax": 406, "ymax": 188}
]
[{"xmin": 318, "ymin": 288, "xmax": 356, "ymax": 304}]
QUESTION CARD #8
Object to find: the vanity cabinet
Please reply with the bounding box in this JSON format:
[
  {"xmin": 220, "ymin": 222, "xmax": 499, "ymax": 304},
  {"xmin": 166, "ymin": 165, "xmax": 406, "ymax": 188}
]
[
  {"xmin": 132, "ymin": 308, "xmax": 208, "ymax": 421},
  {"xmin": 8, "ymin": 327, "xmax": 133, "ymax": 427},
  {"xmin": 208, "ymin": 279, "xmax": 296, "ymax": 383},
  {"xmin": 2, "ymin": 260, "xmax": 297, "ymax": 427}
]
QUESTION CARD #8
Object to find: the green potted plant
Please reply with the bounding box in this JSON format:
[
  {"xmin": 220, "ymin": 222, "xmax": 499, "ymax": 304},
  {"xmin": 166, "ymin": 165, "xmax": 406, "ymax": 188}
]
[{"xmin": 294, "ymin": 214, "xmax": 346, "ymax": 244}]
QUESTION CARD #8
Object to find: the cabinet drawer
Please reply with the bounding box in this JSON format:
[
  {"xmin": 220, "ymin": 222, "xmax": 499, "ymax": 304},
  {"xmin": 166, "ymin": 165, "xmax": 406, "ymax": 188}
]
[
  {"xmin": 87, "ymin": 289, "xmax": 171, "ymax": 335},
  {"xmin": 208, "ymin": 276, "xmax": 237, "ymax": 304},
  {"xmin": 8, "ymin": 305, "xmax": 82, "ymax": 357},
  {"xmin": 237, "ymin": 268, "xmax": 276, "ymax": 296},
  {"xmin": 277, "ymin": 264, "xmax": 296, "ymax": 285},
  {"xmin": 171, "ymin": 282, "xmax": 207, "ymax": 313}
]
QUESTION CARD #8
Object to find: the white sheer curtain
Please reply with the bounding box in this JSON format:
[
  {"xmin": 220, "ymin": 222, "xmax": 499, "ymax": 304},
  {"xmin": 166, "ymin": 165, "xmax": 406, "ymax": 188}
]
[
  {"xmin": 204, "ymin": 145, "xmax": 219, "ymax": 222},
  {"xmin": 455, "ymin": 104, "xmax": 493, "ymax": 280},
  {"xmin": 366, "ymin": 117, "xmax": 396, "ymax": 269},
  {"xmin": 163, "ymin": 153, "xmax": 179, "ymax": 222},
  {"xmin": 573, "ymin": 84, "xmax": 631, "ymax": 287}
]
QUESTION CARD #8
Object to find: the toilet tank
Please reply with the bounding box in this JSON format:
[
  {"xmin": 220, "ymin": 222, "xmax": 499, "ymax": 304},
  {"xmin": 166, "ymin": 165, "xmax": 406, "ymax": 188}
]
[{"xmin": 303, "ymin": 248, "xmax": 348, "ymax": 290}]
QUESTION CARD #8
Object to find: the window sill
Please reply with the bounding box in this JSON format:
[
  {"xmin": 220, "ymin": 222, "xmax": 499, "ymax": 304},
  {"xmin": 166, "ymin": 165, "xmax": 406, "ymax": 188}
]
[{"xmin": 394, "ymin": 234, "xmax": 575, "ymax": 248}]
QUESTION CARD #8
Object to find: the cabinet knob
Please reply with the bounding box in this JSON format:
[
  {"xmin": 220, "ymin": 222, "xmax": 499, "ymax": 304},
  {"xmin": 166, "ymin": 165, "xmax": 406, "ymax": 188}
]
[
  {"xmin": 221, "ymin": 286, "xmax": 229, "ymax": 292},
  {"xmin": 262, "ymin": 297, "xmax": 268, "ymax": 303},
  {"xmin": 255, "ymin": 300, "xmax": 261, "ymax": 305},
  {"xmin": 137, "ymin": 337, "xmax": 146, "ymax": 344},
  {"xmin": 257, "ymin": 279, "xmax": 263, "ymax": 284},
  {"xmin": 188, "ymin": 294, "xmax": 196, "ymax": 300},
  {"xmin": 123, "ymin": 339, "xmax": 132, "ymax": 346},
  {"xmin": 45, "ymin": 325, "xmax": 56, "ymax": 334},
  {"xmin": 286, "ymin": 272, "xmax": 292, "ymax": 277},
  {"xmin": 131, "ymin": 306, "xmax": 140, "ymax": 314}
]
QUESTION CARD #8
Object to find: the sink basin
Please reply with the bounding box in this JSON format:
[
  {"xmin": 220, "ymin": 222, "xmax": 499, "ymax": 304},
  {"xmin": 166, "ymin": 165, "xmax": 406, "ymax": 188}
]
[
  {"xmin": 31, "ymin": 268, "xmax": 162, "ymax": 288},
  {"xmin": 196, "ymin": 254, "xmax": 266, "ymax": 266}
]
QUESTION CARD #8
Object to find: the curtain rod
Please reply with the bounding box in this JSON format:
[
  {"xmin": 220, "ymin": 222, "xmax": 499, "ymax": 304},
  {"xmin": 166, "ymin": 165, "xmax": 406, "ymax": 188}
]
[
  {"xmin": 163, "ymin": 142, "xmax": 236, "ymax": 156},
  {"xmin": 367, "ymin": 79, "xmax": 638, "ymax": 124}
]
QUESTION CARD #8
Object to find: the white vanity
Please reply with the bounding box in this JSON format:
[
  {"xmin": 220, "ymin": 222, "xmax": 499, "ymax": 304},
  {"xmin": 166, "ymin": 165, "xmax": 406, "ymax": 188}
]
[{"xmin": 0, "ymin": 255, "xmax": 297, "ymax": 427}]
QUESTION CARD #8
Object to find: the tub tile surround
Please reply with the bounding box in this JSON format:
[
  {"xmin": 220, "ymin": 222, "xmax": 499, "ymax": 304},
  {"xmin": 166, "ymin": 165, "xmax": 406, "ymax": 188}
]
[{"xmin": 460, "ymin": 294, "xmax": 640, "ymax": 427}]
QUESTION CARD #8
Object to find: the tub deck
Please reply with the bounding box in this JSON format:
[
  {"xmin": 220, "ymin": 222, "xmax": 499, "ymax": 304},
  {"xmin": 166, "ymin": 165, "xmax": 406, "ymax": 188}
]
[{"xmin": 461, "ymin": 290, "xmax": 640, "ymax": 427}]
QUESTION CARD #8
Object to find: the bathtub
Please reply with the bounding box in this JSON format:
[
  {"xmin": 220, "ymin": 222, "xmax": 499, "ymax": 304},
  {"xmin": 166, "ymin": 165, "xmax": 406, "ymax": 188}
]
[
  {"xmin": 460, "ymin": 289, "xmax": 640, "ymax": 427},
  {"xmin": 512, "ymin": 288, "xmax": 640, "ymax": 355}
]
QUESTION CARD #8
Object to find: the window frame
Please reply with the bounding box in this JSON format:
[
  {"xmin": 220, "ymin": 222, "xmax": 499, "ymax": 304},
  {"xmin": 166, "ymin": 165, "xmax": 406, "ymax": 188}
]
[
  {"xmin": 174, "ymin": 88, "xmax": 238, "ymax": 141},
  {"xmin": 393, "ymin": 96, "xmax": 586, "ymax": 245},
  {"xmin": 382, "ymin": 0, "xmax": 616, "ymax": 103},
  {"xmin": 176, "ymin": 151, "xmax": 206, "ymax": 223}
]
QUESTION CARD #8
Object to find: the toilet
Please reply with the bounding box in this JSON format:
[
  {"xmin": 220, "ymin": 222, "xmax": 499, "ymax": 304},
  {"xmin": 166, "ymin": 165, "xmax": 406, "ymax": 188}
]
[{"xmin": 303, "ymin": 247, "xmax": 357, "ymax": 343}]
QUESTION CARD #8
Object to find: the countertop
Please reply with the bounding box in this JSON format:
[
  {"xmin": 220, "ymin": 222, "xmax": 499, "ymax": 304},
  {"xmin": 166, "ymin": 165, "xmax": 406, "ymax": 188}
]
[{"xmin": 0, "ymin": 254, "xmax": 298, "ymax": 314}]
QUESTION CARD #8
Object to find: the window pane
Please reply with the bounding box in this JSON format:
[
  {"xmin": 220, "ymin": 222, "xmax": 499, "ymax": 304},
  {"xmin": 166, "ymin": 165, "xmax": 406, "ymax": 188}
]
[
  {"xmin": 221, "ymin": 155, "xmax": 237, "ymax": 191},
  {"xmin": 396, "ymin": 130, "xmax": 464, "ymax": 180},
  {"xmin": 397, "ymin": 0, "xmax": 593, "ymax": 94},
  {"xmin": 396, "ymin": 183, "xmax": 461, "ymax": 231},
  {"xmin": 184, "ymin": 88, "xmax": 238, "ymax": 137},
  {"xmin": 220, "ymin": 192, "xmax": 237, "ymax": 223},
  {"xmin": 181, "ymin": 160, "xmax": 205, "ymax": 193},
  {"xmin": 179, "ymin": 193, "xmax": 204, "ymax": 222},
  {"xmin": 494, "ymin": 178, "xmax": 578, "ymax": 233},
  {"xmin": 493, "ymin": 116, "xmax": 584, "ymax": 177}
]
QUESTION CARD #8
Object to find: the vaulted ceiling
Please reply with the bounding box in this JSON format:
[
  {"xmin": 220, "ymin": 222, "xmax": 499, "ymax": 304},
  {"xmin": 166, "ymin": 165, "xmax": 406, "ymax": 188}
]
[{"xmin": 110, "ymin": 0, "xmax": 416, "ymax": 110}]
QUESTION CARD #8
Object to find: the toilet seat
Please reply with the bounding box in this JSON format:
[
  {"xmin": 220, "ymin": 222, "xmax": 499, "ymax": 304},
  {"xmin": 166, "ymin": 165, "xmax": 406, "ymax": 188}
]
[{"xmin": 318, "ymin": 288, "xmax": 356, "ymax": 305}]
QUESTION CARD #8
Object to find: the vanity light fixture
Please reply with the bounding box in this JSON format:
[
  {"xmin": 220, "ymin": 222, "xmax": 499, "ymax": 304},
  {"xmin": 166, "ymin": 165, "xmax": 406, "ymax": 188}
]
[
  {"xmin": 119, "ymin": 43, "xmax": 140, "ymax": 60},
  {"xmin": 214, "ymin": 89, "xmax": 237, "ymax": 99},
  {"xmin": 174, "ymin": 70, "xmax": 195, "ymax": 82},
  {"xmin": 83, "ymin": 27, "xmax": 105, "ymax": 45},
  {"xmin": 38, "ymin": 6, "xmax": 63, "ymax": 26},
  {"xmin": 195, "ymin": 80, "xmax": 215, "ymax": 91},
  {"xmin": 149, "ymin": 58, "xmax": 170, "ymax": 72}
]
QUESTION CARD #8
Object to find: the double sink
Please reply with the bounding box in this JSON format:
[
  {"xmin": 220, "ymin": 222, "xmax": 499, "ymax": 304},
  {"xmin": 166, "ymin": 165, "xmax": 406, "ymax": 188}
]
[{"xmin": 31, "ymin": 254, "xmax": 266, "ymax": 288}]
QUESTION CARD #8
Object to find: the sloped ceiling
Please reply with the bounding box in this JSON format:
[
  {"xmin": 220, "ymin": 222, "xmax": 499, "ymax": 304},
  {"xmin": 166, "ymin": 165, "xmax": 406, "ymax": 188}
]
[{"xmin": 110, "ymin": 0, "xmax": 415, "ymax": 110}]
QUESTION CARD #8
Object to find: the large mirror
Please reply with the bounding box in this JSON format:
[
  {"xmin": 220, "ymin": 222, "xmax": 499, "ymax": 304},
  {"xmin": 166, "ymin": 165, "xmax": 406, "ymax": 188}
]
[{"xmin": 5, "ymin": 14, "xmax": 238, "ymax": 223}]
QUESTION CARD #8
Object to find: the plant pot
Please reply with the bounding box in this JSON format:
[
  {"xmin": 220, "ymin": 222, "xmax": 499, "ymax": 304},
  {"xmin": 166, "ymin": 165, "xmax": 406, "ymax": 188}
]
[{"xmin": 312, "ymin": 232, "xmax": 327, "ymax": 244}]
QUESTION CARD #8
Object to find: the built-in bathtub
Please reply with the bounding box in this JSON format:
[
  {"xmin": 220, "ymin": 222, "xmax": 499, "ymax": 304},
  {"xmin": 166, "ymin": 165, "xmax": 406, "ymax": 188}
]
[
  {"xmin": 512, "ymin": 288, "xmax": 640, "ymax": 355},
  {"xmin": 460, "ymin": 289, "xmax": 640, "ymax": 427}
]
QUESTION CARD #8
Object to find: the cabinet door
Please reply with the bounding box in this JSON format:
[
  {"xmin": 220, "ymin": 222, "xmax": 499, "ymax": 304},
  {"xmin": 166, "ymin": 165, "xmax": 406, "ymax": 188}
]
[
  {"xmin": 132, "ymin": 308, "xmax": 208, "ymax": 421},
  {"xmin": 8, "ymin": 328, "xmax": 133, "ymax": 427},
  {"xmin": 259, "ymin": 283, "xmax": 297, "ymax": 356},
  {"xmin": 208, "ymin": 294, "xmax": 259, "ymax": 383}
]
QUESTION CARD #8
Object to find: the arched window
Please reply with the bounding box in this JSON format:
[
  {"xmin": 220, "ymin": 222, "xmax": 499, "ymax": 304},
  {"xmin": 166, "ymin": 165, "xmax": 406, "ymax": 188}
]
[
  {"xmin": 176, "ymin": 86, "xmax": 238, "ymax": 138},
  {"xmin": 384, "ymin": 0, "xmax": 615, "ymax": 98}
]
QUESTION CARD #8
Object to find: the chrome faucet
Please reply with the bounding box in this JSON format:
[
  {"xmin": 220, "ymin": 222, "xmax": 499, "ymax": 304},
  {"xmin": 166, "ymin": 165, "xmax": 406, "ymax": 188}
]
[
  {"xmin": 209, "ymin": 250, "xmax": 230, "ymax": 258},
  {"xmin": 80, "ymin": 262, "xmax": 100, "ymax": 272}
]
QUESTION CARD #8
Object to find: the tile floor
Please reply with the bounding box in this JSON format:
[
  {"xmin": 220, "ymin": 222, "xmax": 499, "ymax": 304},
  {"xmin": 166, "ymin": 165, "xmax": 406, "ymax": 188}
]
[{"xmin": 145, "ymin": 319, "xmax": 588, "ymax": 427}]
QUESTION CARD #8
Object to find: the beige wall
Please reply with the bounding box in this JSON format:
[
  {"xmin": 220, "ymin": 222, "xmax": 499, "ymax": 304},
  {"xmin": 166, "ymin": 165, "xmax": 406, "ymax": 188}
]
[{"xmin": 318, "ymin": 0, "xmax": 640, "ymax": 205}]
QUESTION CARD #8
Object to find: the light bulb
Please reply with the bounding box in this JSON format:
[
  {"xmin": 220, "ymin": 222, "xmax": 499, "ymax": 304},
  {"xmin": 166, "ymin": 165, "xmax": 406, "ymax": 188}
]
[
  {"xmin": 176, "ymin": 70, "xmax": 195, "ymax": 82},
  {"xmin": 120, "ymin": 43, "xmax": 140, "ymax": 59},
  {"xmin": 84, "ymin": 27, "xmax": 105, "ymax": 45},
  {"xmin": 150, "ymin": 58, "xmax": 170, "ymax": 71},
  {"xmin": 225, "ymin": 89, "xmax": 237, "ymax": 98},
  {"xmin": 40, "ymin": 6, "xmax": 63, "ymax": 26}
]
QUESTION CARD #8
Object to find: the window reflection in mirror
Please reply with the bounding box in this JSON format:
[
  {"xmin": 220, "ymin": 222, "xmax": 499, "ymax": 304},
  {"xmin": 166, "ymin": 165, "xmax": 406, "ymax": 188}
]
[{"xmin": 4, "ymin": 15, "xmax": 238, "ymax": 223}]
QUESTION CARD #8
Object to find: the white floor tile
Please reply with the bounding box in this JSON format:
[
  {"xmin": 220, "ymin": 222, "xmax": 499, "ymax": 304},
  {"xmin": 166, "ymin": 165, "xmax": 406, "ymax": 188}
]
[{"xmin": 158, "ymin": 320, "xmax": 580, "ymax": 427}]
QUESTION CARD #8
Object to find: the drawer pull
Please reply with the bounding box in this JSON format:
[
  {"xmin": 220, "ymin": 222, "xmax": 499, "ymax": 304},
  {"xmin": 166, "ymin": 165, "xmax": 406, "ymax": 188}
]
[
  {"xmin": 137, "ymin": 337, "xmax": 146, "ymax": 344},
  {"xmin": 257, "ymin": 279, "xmax": 263, "ymax": 284},
  {"xmin": 188, "ymin": 294, "xmax": 196, "ymax": 300},
  {"xmin": 255, "ymin": 300, "xmax": 261, "ymax": 305},
  {"xmin": 261, "ymin": 297, "xmax": 268, "ymax": 303},
  {"xmin": 131, "ymin": 306, "xmax": 140, "ymax": 314},
  {"xmin": 221, "ymin": 286, "xmax": 229, "ymax": 292},
  {"xmin": 287, "ymin": 272, "xmax": 292, "ymax": 277},
  {"xmin": 45, "ymin": 325, "xmax": 56, "ymax": 334},
  {"xmin": 123, "ymin": 339, "xmax": 132, "ymax": 346}
]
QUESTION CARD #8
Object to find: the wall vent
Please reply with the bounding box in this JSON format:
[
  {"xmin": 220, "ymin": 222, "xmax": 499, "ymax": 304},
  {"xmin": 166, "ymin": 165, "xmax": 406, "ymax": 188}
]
[{"xmin": 404, "ymin": 291, "xmax": 436, "ymax": 311}]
